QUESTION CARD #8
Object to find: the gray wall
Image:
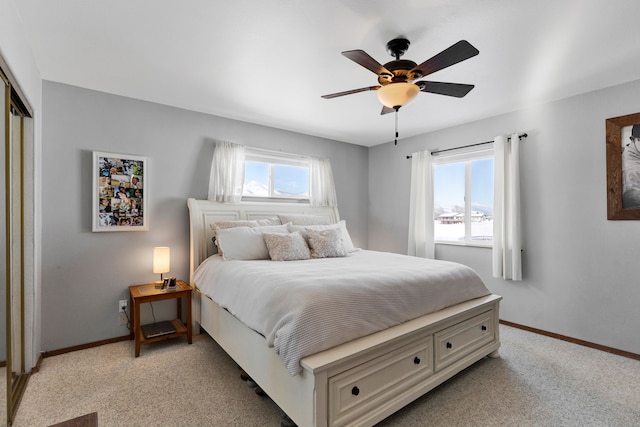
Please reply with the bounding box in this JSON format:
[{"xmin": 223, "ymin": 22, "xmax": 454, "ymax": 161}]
[
  {"xmin": 39, "ymin": 77, "xmax": 640, "ymax": 356},
  {"xmin": 41, "ymin": 81, "xmax": 368, "ymax": 351},
  {"xmin": 369, "ymin": 78, "xmax": 640, "ymax": 355}
]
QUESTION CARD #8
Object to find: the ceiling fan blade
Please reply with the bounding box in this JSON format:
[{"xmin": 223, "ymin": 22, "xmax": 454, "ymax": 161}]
[
  {"xmin": 417, "ymin": 81, "xmax": 475, "ymax": 98},
  {"xmin": 410, "ymin": 40, "xmax": 479, "ymax": 78},
  {"xmin": 342, "ymin": 50, "xmax": 392, "ymax": 76},
  {"xmin": 380, "ymin": 105, "xmax": 395, "ymax": 115},
  {"xmin": 321, "ymin": 86, "xmax": 380, "ymax": 99}
]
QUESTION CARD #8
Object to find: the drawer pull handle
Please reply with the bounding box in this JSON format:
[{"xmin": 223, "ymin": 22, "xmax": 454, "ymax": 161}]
[
  {"xmin": 352, "ymin": 386, "xmax": 360, "ymax": 396},
  {"xmin": 446, "ymin": 342, "xmax": 452, "ymax": 349},
  {"xmin": 414, "ymin": 356, "xmax": 421, "ymax": 365},
  {"xmin": 481, "ymin": 325, "xmax": 487, "ymax": 331}
]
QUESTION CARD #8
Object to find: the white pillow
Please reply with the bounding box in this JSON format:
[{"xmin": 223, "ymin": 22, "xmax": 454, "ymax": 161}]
[
  {"xmin": 288, "ymin": 220, "xmax": 357, "ymax": 252},
  {"xmin": 306, "ymin": 228, "xmax": 348, "ymax": 258},
  {"xmin": 263, "ymin": 231, "xmax": 311, "ymax": 261},
  {"xmin": 209, "ymin": 217, "xmax": 281, "ymax": 255},
  {"xmin": 278, "ymin": 213, "xmax": 331, "ymax": 226},
  {"xmin": 216, "ymin": 224, "xmax": 290, "ymax": 260}
]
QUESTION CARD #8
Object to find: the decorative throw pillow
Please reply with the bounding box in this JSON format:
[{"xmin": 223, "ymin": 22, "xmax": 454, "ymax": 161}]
[
  {"xmin": 263, "ymin": 231, "xmax": 311, "ymax": 261},
  {"xmin": 288, "ymin": 220, "xmax": 357, "ymax": 252},
  {"xmin": 306, "ymin": 228, "xmax": 348, "ymax": 258},
  {"xmin": 216, "ymin": 224, "xmax": 290, "ymax": 260},
  {"xmin": 278, "ymin": 213, "xmax": 331, "ymax": 226}
]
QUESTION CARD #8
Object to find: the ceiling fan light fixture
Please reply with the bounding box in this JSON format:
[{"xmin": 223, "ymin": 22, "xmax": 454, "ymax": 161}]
[{"xmin": 376, "ymin": 82, "xmax": 419, "ymax": 109}]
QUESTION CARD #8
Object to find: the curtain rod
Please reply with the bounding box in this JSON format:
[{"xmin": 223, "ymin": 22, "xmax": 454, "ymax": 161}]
[{"xmin": 406, "ymin": 133, "xmax": 528, "ymax": 159}]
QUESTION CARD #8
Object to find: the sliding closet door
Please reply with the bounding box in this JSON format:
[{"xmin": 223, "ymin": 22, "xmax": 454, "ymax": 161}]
[
  {"xmin": 1, "ymin": 67, "xmax": 7, "ymax": 427},
  {"xmin": 1, "ymin": 64, "xmax": 30, "ymax": 427},
  {"xmin": 9, "ymin": 101, "xmax": 25, "ymax": 382}
]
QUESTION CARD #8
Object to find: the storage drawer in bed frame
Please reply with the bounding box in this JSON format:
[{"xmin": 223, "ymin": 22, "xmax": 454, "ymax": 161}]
[
  {"xmin": 328, "ymin": 336, "xmax": 433, "ymax": 426},
  {"xmin": 326, "ymin": 308, "xmax": 497, "ymax": 427},
  {"xmin": 434, "ymin": 310, "xmax": 495, "ymax": 371}
]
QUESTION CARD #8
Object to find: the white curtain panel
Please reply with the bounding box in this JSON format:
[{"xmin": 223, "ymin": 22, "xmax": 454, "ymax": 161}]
[
  {"xmin": 208, "ymin": 140, "xmax": 245, "ymax": 203},
  {"xmin": 310, "ymin": 157, "xmax": 338, "ymax": 207},
  {"xmin": 408, "ymin": 150, "xmax": 435, "ymax": 258},
  {"xmin": 492, "ymin": 133, "xmax": 523, "ymax": 280}
]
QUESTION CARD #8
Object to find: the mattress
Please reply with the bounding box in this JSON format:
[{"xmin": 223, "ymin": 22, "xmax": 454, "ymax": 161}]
[{"xmin": 192, "ymin": 250, "xmax": 491, "ymax": 375}]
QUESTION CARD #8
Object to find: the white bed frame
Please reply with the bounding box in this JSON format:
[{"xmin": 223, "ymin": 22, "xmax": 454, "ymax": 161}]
[{"xmin": 188, "ymin": 198, "xmax": 501, "ymax": 427}]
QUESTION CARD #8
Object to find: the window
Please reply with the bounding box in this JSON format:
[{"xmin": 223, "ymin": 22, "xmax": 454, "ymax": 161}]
[
  {"xmin": 433, "ymin": 148, "xmax": 494, "ymax": 245},
  {"xmin": 242, "ymin": 149, "xmax": 310, "ymax": 201}
]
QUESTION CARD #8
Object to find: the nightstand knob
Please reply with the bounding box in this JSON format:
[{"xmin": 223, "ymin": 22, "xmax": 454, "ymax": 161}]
[
  {"xmin": 446, "ymin": 342, "xmax": 452, "ymax": 349},
  {"xmin": 352, "ymin": 386, "xmax": 360, "ymax": 396},
  {"xmin": 414, "ymin": 357, "xmax": 421, "ymax": 365},
  {"xmin": 481, "ymin": 325, "xmax": 487, "ymax": 331}
]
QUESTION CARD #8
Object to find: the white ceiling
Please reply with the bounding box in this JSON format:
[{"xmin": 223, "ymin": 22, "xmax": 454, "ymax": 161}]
[{"xmin": 13, "ymin": 0, "xmax": 640, "ymax": 147}]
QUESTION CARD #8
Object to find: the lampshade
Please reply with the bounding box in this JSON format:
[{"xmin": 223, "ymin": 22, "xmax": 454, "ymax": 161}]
[
  {"xmin": 153, "ymin": 246, "xmax": 170, "ymax": 277},
  {"xmin": 377, "ymin": 82, "xmax": 420, "ymax": 109}
]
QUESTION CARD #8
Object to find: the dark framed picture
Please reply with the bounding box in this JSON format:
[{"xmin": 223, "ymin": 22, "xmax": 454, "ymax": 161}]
[
  {"xmin": 92, "ymin": 151, "xmax": 149, "ymax": 231},
  {"xmin": 606, "ymin": 112, "xmax": 640, "ymax": 219}
]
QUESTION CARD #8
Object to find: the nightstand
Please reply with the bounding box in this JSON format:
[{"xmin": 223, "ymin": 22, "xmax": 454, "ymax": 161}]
[{"xmin": 128, "ymin": 280, "xmax": 192, "ymax": 357}]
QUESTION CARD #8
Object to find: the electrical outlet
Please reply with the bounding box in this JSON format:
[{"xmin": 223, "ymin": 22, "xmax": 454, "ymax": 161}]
[{"xmin": 118, "ymin": 300, "xmax": 128, "ymax": 326}]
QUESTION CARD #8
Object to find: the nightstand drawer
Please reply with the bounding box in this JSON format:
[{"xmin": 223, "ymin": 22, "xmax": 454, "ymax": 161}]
[
  {"xmin": 328, "ymin": 337, "xmax": 433, "ymax": 426},
  {"xmin": 434, "ymin": 310, "xmax": 494, "ymax": 370}
]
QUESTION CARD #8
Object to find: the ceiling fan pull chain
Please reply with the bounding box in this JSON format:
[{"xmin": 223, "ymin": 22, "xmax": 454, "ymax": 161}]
[{"xmin": 394, "ymin": 108, "xmax": 399, "ymax": 145}]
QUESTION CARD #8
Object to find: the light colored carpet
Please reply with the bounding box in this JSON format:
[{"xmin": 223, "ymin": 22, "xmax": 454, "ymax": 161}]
[{"xmin": 11, "ymin": 325, "xmax": 640, "ymax": 426}]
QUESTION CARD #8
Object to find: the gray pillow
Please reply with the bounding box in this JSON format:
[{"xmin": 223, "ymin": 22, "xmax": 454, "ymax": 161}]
[
  {"xmin": 306, "ymin": 228, "xmax": 348, "ymax": 258},
  {"xmin": 263, "ymin": 231, "xmax": 311, "ymax": 261}
]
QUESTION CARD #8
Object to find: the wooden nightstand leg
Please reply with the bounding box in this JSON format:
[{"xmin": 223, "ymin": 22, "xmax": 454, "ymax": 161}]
[
  {"xmin": 134, "ymin": 300, "xmax": 141, "ymax": 357},
  {"xmin": 186, "ymin": 293, "xmax": 192, "ymax": 344},
  {"xmin": 129, "ymin": 292, "xmax": 134, "ymax": 340}
]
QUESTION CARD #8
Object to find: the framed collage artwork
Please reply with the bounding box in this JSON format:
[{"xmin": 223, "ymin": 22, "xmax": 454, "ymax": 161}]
[{"xmin": 92, "ymin": 151, "xmax": 148, "ymax": 231}]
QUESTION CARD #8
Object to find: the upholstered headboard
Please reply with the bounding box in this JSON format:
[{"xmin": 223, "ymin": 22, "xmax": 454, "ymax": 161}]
[{"xmin": 187, "ymin": 198, "xmax": 340, "ymax": 282}]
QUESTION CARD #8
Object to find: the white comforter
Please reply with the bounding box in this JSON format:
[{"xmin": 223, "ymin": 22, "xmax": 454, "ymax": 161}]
[{"xmin": 193, "ymin": 250, "xmax": 490, "ymax": 375}]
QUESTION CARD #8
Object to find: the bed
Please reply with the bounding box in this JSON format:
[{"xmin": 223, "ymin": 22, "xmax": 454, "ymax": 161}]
[{"xmin": 188, "ymin": 198, "xmax": 501, "ymax": 427}]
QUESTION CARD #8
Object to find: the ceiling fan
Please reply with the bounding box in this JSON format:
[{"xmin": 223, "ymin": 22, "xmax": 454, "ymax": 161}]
[{"xmin": 321, "ymin": 38, "xmax": 479, "ymax": 115}]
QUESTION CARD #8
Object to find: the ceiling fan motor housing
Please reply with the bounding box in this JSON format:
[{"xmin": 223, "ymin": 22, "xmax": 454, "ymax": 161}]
[{"xmin": 380, "ymin": 59, "xmax": 420, "ymax": 83}]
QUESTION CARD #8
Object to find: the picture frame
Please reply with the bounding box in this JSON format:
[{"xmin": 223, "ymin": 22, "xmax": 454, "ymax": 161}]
[
  {"xmin": 606, "ymin": 112, "xmax": 640, "ymax": 219},
  {"xmin": 92, "ymin": 151, "xmax": 149, "ymax": 231}
]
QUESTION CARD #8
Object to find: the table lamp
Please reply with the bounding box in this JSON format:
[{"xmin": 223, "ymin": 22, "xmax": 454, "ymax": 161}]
[{"xmin": 153, "ymin": 246, "xmax": 170, "ymax": 284}]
